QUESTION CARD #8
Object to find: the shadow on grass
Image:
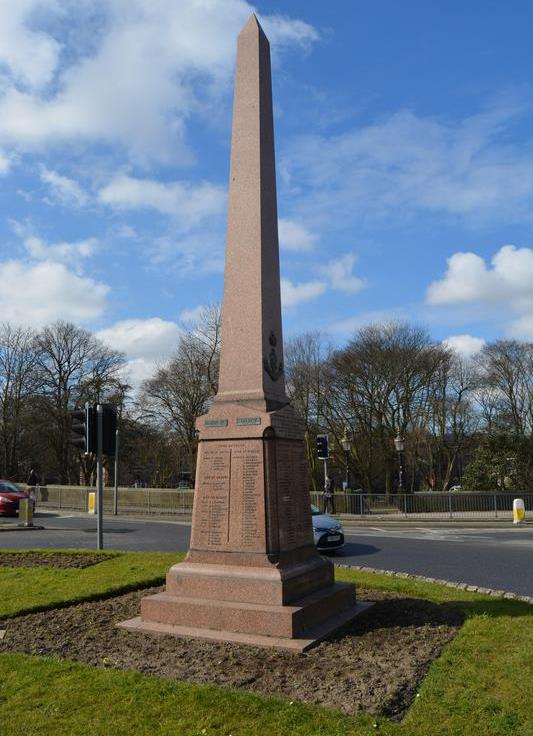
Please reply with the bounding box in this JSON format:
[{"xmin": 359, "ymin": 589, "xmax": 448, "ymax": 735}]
[
  {"xmin": 348, "ymin": 595, "xmax": 530, "ymax": 641},
  {"xmin": 450, "ymin": 597, "xmax": 532, "ymax": 619},
  {"xmin": 327, "ymin": 597, "xmax": 466, "ymax": 643}
]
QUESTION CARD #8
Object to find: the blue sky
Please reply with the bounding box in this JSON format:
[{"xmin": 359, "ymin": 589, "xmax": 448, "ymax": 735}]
[{"xmin": 0, "ymin": 0, "xmax": 532, "ymax": 385}]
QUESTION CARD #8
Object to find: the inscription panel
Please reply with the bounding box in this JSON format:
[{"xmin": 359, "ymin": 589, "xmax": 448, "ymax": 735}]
[
  {"xmin": 191, "ymin": 443, "xmax": 231, "ymax": 549},
  {"xmin": 276, "ymin": 439, "xmax": 314, "ymax": 551},
  {"xmin": 191, "ymin": 439, "xmax": 266, "ymax": 553}
]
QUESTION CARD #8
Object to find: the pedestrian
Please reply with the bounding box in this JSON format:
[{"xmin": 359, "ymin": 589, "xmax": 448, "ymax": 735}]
[
  {"xmin": 26, "ymin": 467, "xmax": 39, "ymax": 508},
  {"xmin": 323, "ymin": 475, "xmax": 336, "ymax": 514}
]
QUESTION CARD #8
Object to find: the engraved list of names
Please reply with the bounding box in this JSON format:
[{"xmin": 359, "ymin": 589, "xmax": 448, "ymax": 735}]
[{"xmin": 192, "ymin": 440, "xmax": 265, "ymax": 552}]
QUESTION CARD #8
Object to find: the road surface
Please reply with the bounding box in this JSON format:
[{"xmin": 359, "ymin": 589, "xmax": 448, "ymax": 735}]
[{"xmin": 1, "ymin": 512, "xmax": 532, "ymax": 597}]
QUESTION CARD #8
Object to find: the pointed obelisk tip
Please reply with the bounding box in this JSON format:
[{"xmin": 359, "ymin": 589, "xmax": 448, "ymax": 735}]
[{"xmin": 240, "ymin": 13, "xmax": 268, "ymax": 39}]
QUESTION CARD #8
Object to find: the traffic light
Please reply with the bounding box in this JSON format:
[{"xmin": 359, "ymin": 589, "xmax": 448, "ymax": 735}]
[
  {"xmin": 70, "ymin": 404, "xmax": 96, "ymax": 454},
  {"xmin": 102, "ymin": 404, "xmax": 117, "ymax": 456},
  {"xmin": 316, "ymin": 434, "xmax": 328, "ymax": 460}
]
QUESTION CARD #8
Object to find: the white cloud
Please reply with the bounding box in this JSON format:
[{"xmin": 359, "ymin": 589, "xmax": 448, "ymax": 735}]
[
  {"xmin": 443, "ymin": 334, "xmax": 486, "ymax": 358},
  {"xmin": 150, "ymin": 230, "xmax": 225, "ymax": 275},
  {"xmin": 0, "ymin": 150, "xmax": 11, "ymax": 175},
  {"xmin": 11, "ymin": 221, "xmax": 97, "ymax": 266},
  {"xmin": 25, "ymin": 235, "xmax": 97, "ymax": 263},
  {"xmin": 40, "ymin": 166, "xmax": 88, "ymax": 207},
  {"xmin": 278, "ymin": 218, "xmax": 317, "ymax": 252},
  {"xmin": 328, "ymin": 308, "xmax": 407, "ymax": 335},
  {"xmin": 96, "ymin": 318, "xmax": 181, "ymax": 362},
  {"xmin": 281, "ymin": 277, "xmax": 326, "ymax": 307},
  {"xmin": 283, "ymin": 103, "xmax": 533, "ymax": 226},
  {"xmin": 259, "ymin": 14, "xmax": 319, "ymax": 51},
  {"xmin": 322, "ymin": 254, "xmax": 365, "ymax": 293},
  {"xmin": 0, "ymin": 260, "xmax": 108, "ymax": 326},
  {"xmin": 508, "ymin": 314, "xmax": 533, "ymax": 341},
  {"xmin": 427, "ymin": 245, "xmax": 533, "ymax": 310},
  {"xmin": 0, "ymin": 1, "xmax": 318, "ymax": 164},
  {"xmin": 179, "ymin": 305, "xmax": 207, "ymax": 323},
  {"xmin": 96, "ymin": 317, "xmax": 183, "ymax": 390},
  {"xmin": 427, "ymin": 244, "xmax": 533, "ymax": 341},
  {"xmin": 0, "ymin": 0, "xmax": 62, "ymax": 91},
  {"xmin": 98, "ymin": 175, "xmax": 225, "ymax": 226},
  {"xmin": 121, "ymin": 358, "xmax": 160, "ymax": 389},
  {"xmin": 279, "ymin": 255, "xmax": 365, "ymax": 310}
]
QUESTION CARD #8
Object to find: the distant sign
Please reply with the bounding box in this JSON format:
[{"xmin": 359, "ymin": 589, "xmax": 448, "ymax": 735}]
[
  {"xmin": 205, "ymin": 419, "xmax": 228, "ymax": 427},
  {"xmin": 236, "ymin": 417, "xmax": 261, "ymax": 426}
]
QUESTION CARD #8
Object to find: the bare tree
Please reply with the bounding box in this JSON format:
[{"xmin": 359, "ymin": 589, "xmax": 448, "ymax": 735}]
[
  {"xmin": 475, "ymin": 340, "xmax": 533, "ymax": 437},
  {"xmin": 33, "ymin": 321, "xmax": 125, "ymax": 483},
  {"xmin": 420, "ymin": 353, "xmax": 478, "ymax": 491},
  {"xmin": 0, "ymin": 324, "xmax": 39, "ymax": 478},
  {"xmin": 188, "ymin": 304, "xmax": 222, "ymax": 395},
  {"xmin": 285, "ymin": 331, "xmax": 333, "ymax": 492},
  {"xmin": 328, "ymin": 322, "xmax": 449, "ymax": 493},
  {"xmin": 139, "ymin": 305, "xmax": 221, "ymax": 482}
]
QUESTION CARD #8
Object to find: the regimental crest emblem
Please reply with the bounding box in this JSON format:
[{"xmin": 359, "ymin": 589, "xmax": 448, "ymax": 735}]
[{"xmin": 263, "ymin": 330, "xmax": 284, "ymax": 382}]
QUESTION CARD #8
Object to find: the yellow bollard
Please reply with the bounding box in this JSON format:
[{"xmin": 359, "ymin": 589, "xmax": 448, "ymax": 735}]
[
  {"xmin": 513, "ymin": 498, "xmax": 526, "ymax": 525},
  {"xmin": 88, "ymin": 492, "xmax": 96, "ymax": 514},
  {"xmin": 18, "ymin": 498, "xmax": 34, "ymax": 527}
]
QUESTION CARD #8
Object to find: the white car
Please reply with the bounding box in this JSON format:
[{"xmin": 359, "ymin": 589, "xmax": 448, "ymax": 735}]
[{"xmin": 311, "ymin": 504, "xmax": 345, "ymax": 552}]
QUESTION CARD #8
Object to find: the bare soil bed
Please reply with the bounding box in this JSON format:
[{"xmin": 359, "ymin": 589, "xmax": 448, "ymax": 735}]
[
  {"xmin": 0, "ymin": 551, "xmax": 115, "ymax": 568},
  {"xmin": 0, "ymin": 583, "xmax": 463, "ymax": 719}
]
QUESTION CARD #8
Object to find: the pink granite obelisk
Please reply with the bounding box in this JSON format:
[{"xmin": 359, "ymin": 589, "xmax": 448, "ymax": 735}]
[{"xmin": 119, "ymin": 15, "xmax": 359, "ymax": 650}]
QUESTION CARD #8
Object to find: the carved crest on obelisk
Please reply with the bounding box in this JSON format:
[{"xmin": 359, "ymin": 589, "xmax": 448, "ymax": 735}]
[{"xmin": 263, "ymin": 330, "xmax": 284, "ymax": 382}]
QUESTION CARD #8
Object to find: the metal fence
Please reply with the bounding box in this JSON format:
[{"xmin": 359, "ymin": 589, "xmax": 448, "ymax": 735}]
[
  {"xmin": 310, "ymin": 491, "xmax": 533, "ymax": 519},
  {"xmin": 33, "ymin": 485, "xmax": 194, "ymax": 516},
  {"xmin": 30, "ymin": 485, "xmax": 532, "ymax": 520}
]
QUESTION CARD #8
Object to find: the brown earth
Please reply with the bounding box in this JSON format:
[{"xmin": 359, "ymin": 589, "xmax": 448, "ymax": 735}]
[
  {"xmin": 0, "ymin": 551, "xmax": 115, "ymax": 568},
  {"xmin": 0, "ymin": 583, "xmax": 463, "ymax": 719}
]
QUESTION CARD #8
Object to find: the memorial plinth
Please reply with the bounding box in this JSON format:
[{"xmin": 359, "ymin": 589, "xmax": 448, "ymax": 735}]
[{"xmin": 118, "ymin": 15, "xmax": 360, "ymax": 651}]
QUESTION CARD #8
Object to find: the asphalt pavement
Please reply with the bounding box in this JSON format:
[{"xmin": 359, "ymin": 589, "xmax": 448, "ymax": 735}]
[{"xmin": 1, "ymin": 512, "xmax": 532, "ymax": 597}]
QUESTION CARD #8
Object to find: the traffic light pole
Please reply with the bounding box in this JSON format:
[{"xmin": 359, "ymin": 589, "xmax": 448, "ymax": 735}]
[
  {"xmin": 316, "ymin": 434, "xmax": 329, "ymax": 490},
  {"xmin": 113, "ymin": 429, "xmax": 119, "ymax": 516},
  {"xmin": 96, "ymin": 404, "xmax": 104, "ymax": 550}
]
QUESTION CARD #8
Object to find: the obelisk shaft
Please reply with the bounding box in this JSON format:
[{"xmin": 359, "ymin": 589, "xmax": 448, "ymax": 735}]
[
  {"xmin": 120, "ymin": 16, "xmax": 359, "ymax": 650},
  {"xmin": 216, "ymin": 15, "xmax": 287, "ymax": 409}
]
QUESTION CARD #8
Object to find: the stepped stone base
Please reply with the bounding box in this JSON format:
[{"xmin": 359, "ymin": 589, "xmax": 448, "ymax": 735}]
[
  {"xmin": 118, "ymin": 584, "xmax": 369, "ymax": 652},
  {"xmin": 118, "ymin": 555, "xmax": 361, "ymax": 651}
]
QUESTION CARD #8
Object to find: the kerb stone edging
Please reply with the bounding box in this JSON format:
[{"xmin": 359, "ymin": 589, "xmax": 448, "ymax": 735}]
[{"xmin": 337, "ymin": 564, "xmax": 533, "ymax": 605}]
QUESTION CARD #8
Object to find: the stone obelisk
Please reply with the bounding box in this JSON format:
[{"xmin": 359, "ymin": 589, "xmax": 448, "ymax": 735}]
[{"xmin": 119, "ymin": 15, "xmax": 359, "ymax": 650}]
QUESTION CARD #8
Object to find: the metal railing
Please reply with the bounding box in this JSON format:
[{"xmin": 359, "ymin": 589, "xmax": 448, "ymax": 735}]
[
  {"xmin": 310, "ymin": 491, "xmax": 533, "ymax": 519},
  {"xmin": 29, "ymin": 486, "xmax": 532, "ymax": 521},
  {"xmin": 33, "ymin": 485, "xmax": 194, "ymax": 517}
]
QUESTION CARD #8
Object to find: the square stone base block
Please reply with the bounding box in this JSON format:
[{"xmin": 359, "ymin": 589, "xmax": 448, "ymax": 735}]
[
  {"xmin": 118, "ymin": 601, "xmax": 372, "ymax": 652},
  {"xmin": 164, "ymin": 558, "xmax": 335, "ymax": 606}
]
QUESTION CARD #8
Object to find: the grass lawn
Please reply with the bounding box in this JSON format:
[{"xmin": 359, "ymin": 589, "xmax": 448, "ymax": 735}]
[
  {"xmin": 0, "ymin": 550, "xmax": 531, "ymax": 736},
  {"xmin": 0, "ymin": 549, "xmax": 180, "ymax": 618}
]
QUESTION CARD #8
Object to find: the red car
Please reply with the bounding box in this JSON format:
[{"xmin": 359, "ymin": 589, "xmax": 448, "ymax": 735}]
[{"xmin": 0, "ymin": 481, "xmax": 33, "ymax": 516}]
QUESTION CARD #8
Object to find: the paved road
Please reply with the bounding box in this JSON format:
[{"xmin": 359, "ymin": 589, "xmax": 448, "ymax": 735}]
[{"xmin": 2, "ymin": 513, "xmax": 532, "ymax": 596}]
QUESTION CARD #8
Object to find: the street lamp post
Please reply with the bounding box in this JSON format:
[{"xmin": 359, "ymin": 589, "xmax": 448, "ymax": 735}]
[
  {"xmin": 394, "ymin": 433, "xmax": 405, "ymax": 494},
  {"xmin": 341, "ymin": 427, "xmax": 351, "ymax": 490}
]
